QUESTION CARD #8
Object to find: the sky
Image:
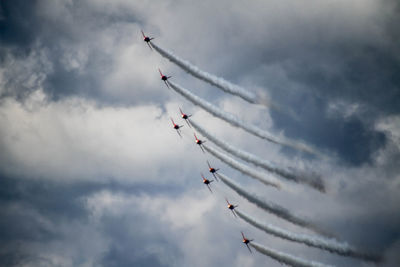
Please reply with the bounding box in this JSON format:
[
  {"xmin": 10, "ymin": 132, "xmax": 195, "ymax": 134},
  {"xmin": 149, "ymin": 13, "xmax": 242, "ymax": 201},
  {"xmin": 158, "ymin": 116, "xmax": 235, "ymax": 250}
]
[{"xmin": 0, "ymin": 0, "xmax": 399, "ymax": 266}]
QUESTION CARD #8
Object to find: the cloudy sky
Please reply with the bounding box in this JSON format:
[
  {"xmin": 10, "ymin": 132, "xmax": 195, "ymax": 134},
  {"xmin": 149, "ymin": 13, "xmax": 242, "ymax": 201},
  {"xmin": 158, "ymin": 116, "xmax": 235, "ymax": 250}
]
[{"xmin": 1, "ymin": 0, "xmax": 399, "ymax": 266}]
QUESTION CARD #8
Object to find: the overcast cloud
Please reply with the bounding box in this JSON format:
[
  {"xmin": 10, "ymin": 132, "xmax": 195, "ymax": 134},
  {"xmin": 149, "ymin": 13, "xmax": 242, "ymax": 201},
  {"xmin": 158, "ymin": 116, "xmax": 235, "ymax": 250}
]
[{"xmin": 1, "ymin": 0, "xmax": 399, "ymax": 266}]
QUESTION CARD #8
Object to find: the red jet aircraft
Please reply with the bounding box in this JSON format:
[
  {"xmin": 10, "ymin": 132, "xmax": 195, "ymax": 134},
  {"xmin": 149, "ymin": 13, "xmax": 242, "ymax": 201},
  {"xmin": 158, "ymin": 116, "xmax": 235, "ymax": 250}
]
[
  {"xmin": 158, "ymin": 69, "xmax": 171, "ymax": 88},
  {"xmin": 171, "ymin": 118, "xmax": 184, "ymax": 137},
  {"xmin": 201, "ymin": 173, "xmax": 213, "ymax": 193},
  {"xmin": 141, "ymin": 30, "xmax": 154, "ymax": 50},
  {"xmin": 194, "ymin": 133, "xmax": 206, "ymax": 153},
  {"xmin": 179, "ymin": 108, "xmax": 192, "ymax": 127},
  {"xmin": 225, "ymin": 198, "xmax": 238, "ymax": 217},
  {"xmin": 241, "ymin": 232, "xmax": 254, "ymax": 253},
  {"xmin": 207, "ymin": 160, "xmax": 219, "ymax": 180}
]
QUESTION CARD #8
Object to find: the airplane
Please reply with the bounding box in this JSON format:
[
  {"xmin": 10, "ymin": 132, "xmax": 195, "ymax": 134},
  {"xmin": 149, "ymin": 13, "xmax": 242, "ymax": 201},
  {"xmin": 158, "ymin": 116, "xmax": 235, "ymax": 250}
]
[
  {"xmin": 141, "ymin": 30, "xmax": 154, "ymax": 50},
  {"xmin": 225, "ymin": 198, "xmax": 238, "ymax": 217},
  {"xmin": 194, "ymin": 133, "xmax": 206, "ymax": 153},
  {"xmin": 179, "ymin": 108, "xmax": 192, "ymax": 127},
  {"xmin": 201, "ymin": 173, "xmax": 213, "ymax": 193},
  {"xmin": 159, "ymin": 69, "xmax": 171, "ymax": 88},
  {"xmin": 207, "ymin": 160, "xmax": 219, "ymax": 180},
  {"xmin": 241, "ymin": 232, "xmax": 254, "ymax": 253},
  {"xmin": 171, "ymin": 118, "xmax": 184, "ymax": 137}
]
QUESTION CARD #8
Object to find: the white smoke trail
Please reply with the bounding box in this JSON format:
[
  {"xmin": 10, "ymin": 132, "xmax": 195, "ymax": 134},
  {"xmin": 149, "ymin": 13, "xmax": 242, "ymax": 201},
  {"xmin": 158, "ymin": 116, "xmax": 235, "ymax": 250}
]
[
  {"xmin": 191, "ymin": 120, "xmax": 325, "ymax": 192},
  {"xmin": 168, "ymin": 81, "xmax": 319, "ymax": 155},
  {"xmin": 152, "ymin": 42, "xmax": 302, "ymax": 120},
  {"xmin": 151, "ymin": 42, "xmax": 257, "ymax": 104},
  {"xmin": 217, "ymin": 172, "xmax": 330, "ymax": 237},
  {"xmin": 203, "ymin": 144, "xmax": 281, "ymax": 189},
  {"xmin": 250, "ymin": 242, "xmax": 334, "ymax": 267},
  {"xmin": 236, "ymin": 210, "xmax": 380, "ymax": 262}
]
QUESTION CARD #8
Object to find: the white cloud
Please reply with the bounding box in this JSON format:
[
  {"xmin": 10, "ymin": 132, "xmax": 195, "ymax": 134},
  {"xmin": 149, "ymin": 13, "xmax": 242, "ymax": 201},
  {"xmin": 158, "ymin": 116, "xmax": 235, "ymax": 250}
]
[
  {"xmin": 0, "ymin": 46, "xmax": 53, "ymax": 97},
  {"xmin": 1, "ymin": 0, "xmax": 399, "ymax": 266},
  {"xmin": 0, "ymin": 90, "xmax": 198, "ymax": 184},
  {"xmin": 326, "ymin": 100, "xmax": 363, "ymax": 119}
]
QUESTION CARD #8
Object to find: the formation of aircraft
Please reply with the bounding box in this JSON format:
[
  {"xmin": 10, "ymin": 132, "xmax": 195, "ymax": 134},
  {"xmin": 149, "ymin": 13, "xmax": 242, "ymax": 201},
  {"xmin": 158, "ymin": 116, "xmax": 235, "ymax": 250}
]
[
  {"xmin": 146, "ymin": 31, "xmax": 253, "ymax": 256},
  {"xmin": 161, "ymin": 71, "xmax": 251, "ymax": 254}
]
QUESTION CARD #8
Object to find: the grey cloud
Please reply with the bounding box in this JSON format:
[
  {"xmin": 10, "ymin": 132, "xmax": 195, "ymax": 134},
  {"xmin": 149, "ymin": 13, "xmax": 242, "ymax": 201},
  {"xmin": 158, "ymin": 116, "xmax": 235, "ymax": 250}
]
[
  {"xmin": 99, "ymin": 215, "xmax": 177, "ymax": 267},
  {"xmin": 0, "ymin": 0, "xmax": 39, "ymax": 49},
  {"xmin": 175, "ymin": 0, "xmax": 399, "ymax": 165},
  {"xmin": 270, "ymin": 96, "xmax": 387, "ymax": 165},
  {"xmin": 0, "ymin": 175, "xmax": 183, "ymax": 267},
  {"xmin": 0, "ymin": 0, "xmax": 168, "ymax": 106},
  {"xmin": 1, "ymin": 0, "xmax": 400, "ymax": 266}
]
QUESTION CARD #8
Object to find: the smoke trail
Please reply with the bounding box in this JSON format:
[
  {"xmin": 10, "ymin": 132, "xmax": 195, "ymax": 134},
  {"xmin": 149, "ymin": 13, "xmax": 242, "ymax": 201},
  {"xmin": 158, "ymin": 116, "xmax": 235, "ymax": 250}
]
[
  {"xmin": 236, "ymin": 210, "xmax": 380, "ymax": 262},
  {"xmin": 191, "ymin": 120, "xmax": 325, "ymax": 192},
  {"xmin": 250, "ymin": 242, "xmax": 334, "ymax": 267},
  {"xmin": 152, "ymin": 42, "xmax": 302, "ymax": 120},
  {"xmin": 151, "ymin": 42, "xmax": 257, "ymax": 104},
  {"xmin": 203, "ymin": 144, "xmax": 281, "ymax": 189},
  {"xmin": 217, "ymin": 172, "xmax": 330, "ymax": 237},
  {"xmin": 168, "ymin": 81, "xmax": 318, "ymax": 155}
]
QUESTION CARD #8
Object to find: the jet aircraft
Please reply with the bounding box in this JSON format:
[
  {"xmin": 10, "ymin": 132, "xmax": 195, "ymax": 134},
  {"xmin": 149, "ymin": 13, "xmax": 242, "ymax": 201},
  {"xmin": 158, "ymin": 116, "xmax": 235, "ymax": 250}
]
[
  {"xmin": 159, "ymin": 69, "xmax": 171, "ymax": 88},
  {"xmin": 207, "ymin": 160, "xmax": 219, "ymax": 180},
  {"xmin": 141, "ymin": 30, "xmax": 154, "ymax": 50},
  {"xmin": 201, "ymin": 173, "xmax": 213, "ymax": 193},
  {"xmin": 194, "ymin": 133, "xmax": 206, "ymax": 153},
  {"xmin": 171, "ymin": 118, "xmax": 184, "ymax": 137},
  {"xmin": 241, "ymin": 232, "xmax": 253, "ymax": 253},
  {"xmin": 179, "ymin": 108, "xmax": 192, "ymax": 127},
  {"xmin": 225, "ymin": 198, "xmax": 238, "ymax": 217}
]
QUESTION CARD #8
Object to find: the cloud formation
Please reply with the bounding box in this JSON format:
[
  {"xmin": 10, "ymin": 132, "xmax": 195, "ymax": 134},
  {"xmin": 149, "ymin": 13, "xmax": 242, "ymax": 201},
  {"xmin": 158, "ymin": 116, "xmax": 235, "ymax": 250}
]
[{"xmin": 0, "ymin": 0, "xmax": 399, "ymax": 266}]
